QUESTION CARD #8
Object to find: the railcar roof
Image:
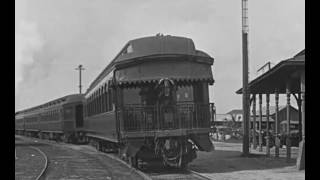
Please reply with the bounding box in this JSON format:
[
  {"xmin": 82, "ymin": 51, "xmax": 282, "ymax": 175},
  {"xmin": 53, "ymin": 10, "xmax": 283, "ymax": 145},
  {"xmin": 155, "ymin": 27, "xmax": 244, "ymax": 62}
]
[
  {"xmin": 87, "ymin": 35, "xmax": 214, "ymax": 93},
  {"xmin": 15, "ymin": 94, "xmax": 84, "ymax": 115}
]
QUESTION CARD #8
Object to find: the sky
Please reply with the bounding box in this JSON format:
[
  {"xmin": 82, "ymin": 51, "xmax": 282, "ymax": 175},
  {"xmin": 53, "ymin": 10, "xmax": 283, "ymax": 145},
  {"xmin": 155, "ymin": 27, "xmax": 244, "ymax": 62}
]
[{"xmin": 15, "ymin": 0, "xmax": 305, "ymax": 113}]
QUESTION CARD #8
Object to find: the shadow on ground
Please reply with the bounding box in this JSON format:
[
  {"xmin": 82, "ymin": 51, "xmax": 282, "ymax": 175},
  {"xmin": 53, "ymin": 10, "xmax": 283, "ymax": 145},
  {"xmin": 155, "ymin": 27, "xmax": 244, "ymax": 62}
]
[{"xmin": 188, "ymin": 149, "xmax": 296, "ymax": 173}]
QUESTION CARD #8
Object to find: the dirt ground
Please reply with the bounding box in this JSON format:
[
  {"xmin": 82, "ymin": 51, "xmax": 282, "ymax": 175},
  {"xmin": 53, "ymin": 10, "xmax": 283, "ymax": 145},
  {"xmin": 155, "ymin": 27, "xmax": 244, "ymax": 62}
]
[{"xmin": 188, "ymin": 140, "xmax": 305, "ymax": 180}]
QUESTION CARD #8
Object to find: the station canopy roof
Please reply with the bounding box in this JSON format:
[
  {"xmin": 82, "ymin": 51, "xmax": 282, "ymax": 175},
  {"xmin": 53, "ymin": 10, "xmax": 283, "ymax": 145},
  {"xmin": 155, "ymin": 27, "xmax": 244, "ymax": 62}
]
[{"xmin": 236, "ymin": 49, "xmax": 305, "ymax": 94}]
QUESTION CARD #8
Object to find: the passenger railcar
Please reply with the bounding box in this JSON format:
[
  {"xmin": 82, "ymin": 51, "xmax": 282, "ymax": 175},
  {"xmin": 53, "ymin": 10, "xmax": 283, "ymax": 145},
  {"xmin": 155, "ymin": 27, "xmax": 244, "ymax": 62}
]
[
  {"xmin": 15, "ymin": 94, "xmax": 85, "ymax": 142},
  {"xmin": 15, "ymin": 112, "xmax": 25, "ymax": 135},
  {"xmin": 83, "ymin": 34, "xmax": 215, "ymax": 168}
]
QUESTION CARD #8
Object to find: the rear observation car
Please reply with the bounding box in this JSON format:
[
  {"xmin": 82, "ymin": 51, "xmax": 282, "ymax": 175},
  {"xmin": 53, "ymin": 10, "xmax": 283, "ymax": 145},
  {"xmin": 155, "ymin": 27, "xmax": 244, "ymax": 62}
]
[{"xmin": 83, "ymin": 34, "xmax": 216, "ymax": 168}]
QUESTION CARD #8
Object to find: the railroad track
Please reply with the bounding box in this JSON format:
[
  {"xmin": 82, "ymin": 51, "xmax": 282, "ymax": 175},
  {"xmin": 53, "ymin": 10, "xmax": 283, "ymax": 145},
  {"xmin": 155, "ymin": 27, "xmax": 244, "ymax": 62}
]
[
  {"xmin": 139, "ymin": 162, "xmax": 211, "ymax": 180},
  {"xmin": 66, "ymin": 143, "xmax": 212, "ymax": 180},
  {"xmin": 145, "ymin": 168, "xmax": 211, "ymax": 180},
  {"xmin": 16, "ymin": 136, "xmax": 211, "ymax": 180},
  {"xmin": 15, "ymin": 137, "xmax": 48, "ymax": 180},
  {"xmin": 16, "ymin": 136, "xmax": 145, "ymax": 180},
  {"xmin": 95, "ymin": 149, "xmax": 212, "ymax": 180},
  {"xmin": 28, "ymin": 146, "xmax": 48, "ymax": 180}
]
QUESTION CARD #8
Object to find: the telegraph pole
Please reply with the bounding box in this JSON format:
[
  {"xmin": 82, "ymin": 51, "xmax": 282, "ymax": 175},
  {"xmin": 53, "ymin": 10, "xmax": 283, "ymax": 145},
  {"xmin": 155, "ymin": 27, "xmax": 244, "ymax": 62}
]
[
  {"xmin": 242, "ymin": 0, "xmax": 250, "ymax": 156},
  {"xmin": 75, "ymin": 64, "xmax": 85, "ymax": 94}
]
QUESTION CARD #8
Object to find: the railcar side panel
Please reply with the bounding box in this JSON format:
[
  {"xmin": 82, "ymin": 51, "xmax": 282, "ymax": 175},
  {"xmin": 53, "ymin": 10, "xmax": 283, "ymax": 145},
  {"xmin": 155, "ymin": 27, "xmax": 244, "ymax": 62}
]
[
  {"xmin": 15, "ymin": 119, "xmax": 24, "ymax": 131},
  {"xmin": 83, "ymin": 112, "xmax": 118, "ymax": 142},
  {"xmin": 24, "ymin": 114, "xmax": 40, "ymax": 131},
  {"xmin": 39, "ymin": 121, "xmax": 63, "ymax": 132}
]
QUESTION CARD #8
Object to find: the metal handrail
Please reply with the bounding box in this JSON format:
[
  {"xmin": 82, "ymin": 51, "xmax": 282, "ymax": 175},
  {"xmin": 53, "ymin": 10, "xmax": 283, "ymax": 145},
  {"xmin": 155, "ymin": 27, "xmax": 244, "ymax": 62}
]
[{"xmin": 118, "ymin": 103, "xmax": 214, "ymax": 132}]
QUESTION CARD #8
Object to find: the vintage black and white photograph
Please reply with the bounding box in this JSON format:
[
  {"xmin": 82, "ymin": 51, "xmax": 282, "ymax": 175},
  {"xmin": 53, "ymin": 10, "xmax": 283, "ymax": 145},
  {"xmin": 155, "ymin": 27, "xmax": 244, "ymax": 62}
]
[{"xmin": 15, "ymin": 0, "xmax": 305, "ymax": 179}]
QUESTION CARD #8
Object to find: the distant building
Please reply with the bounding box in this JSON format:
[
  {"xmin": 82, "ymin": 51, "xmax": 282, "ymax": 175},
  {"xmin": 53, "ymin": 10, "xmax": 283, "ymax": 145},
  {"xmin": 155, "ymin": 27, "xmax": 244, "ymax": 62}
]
[
  {"xmin": 251, "ymin": 105, "xmax": 299, "ymax": 134},
  {"xmin": 214, "ymin": 114, "xmax": 233, "ymax": 126},
  {"xmin": 225, "ymin": 106, "xmax": 299, "ymax": 133},
  {"xmin": 226, "ymin": 109, "xmax": 243, "ymax": 128}
]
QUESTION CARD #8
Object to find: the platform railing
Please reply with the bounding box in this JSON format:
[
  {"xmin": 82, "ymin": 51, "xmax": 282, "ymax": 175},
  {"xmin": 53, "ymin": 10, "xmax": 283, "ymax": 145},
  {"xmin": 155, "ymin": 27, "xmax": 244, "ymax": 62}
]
[{"xmin": 119, "ymin": 103, "xmax": 214, "ymax": 132}]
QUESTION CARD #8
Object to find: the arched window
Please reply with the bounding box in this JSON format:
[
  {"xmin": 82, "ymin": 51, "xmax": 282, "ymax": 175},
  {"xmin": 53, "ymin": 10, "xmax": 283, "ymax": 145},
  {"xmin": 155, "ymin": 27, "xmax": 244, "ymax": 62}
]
[
  {"xmin": 93, "ymin": 92, "xmax": 96, "ymax": 115},
  {"xmin": 105, "ymin": 85, "xmax": 109, "ymax": 111},
  {"xmin": 100, "ymin": 87, "xmax": 103, "ymax": 113},
  {"xmin": 103, "ymin": 84, "xmax": 106, "ymax": 112},
  {"xmin": 108, "ymin": 87, "xmax": 112, "ymax": 111},
  {"xmin": 95, "ymin": 91, "xmax": 98, "ymax": 115},
  {"xmin": 97, "ymin": 89, "xmax": 100, "ymax": 114}
]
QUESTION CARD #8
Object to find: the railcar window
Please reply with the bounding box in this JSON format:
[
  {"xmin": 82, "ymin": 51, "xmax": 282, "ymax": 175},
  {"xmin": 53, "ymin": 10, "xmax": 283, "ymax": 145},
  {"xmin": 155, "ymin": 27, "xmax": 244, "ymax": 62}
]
[
  {"xmin": 108, "ymin": 88, "xmax": 113, "ymax": 111},
  {"xmin": 94, "ymin": 93, "xmax": 97, "ymax": 114},
  {"xmin": 105, "ymin": 90, "xmax": 109, "ymax": 112},
  {"xmin": 86, "ymin": 102, "xmax": 89, "ymax": 116},
  {"xmin": 89, "ymin": 99, "xmax": 92, "ymax": 116},
  {"xmin": 101, "ymin": 89, "xmax": 105, "ymax": 112},
  {"xmin": 122, "ymin": 44, "xmax": 133, "ymax": 55},
  {"xmin": 99, "ymin": 92, "xmax": 101, "ymax": 113},
  {"xmin": 100, "ymin": 90, "xmax": 103, "ymax": 113},
  {"xmin": 98, "ymin": 91, "xmax": 101, "ymax": 113},
  {"xmin": 176, "ymin": 86, "xmax": 194, "ymax": 102},
  {"xmin": 96, "ymin": 92, "xmax": 99, "ymax": 113},
  {"xmin": 127, "ymin": 44, "xmax": 133, "ymax": 53},
  {"xmin": 96, "ymin": 91, "xmax": 99, "ymax": 114},
  {"xmin": 104, "ymin": 85, "xmax": 108, "ymax": 112},
  {"xmin": 98, "ymin": 90, "xmax": 101, "ymax": 113},
  {"xmin": 92, "ymin": 95, "xmax": 94, "ymax": 114},
  {"xmin": 91, "ymin": 95, "xmax": 94, "ymax": 115},
  {"xmin": 87, "ymin": 97, "xmax": 90, "ymax": 116},
  {"xmin": 90, "ymin": 97, "xmax": 93, "ymax": 115},
  {"xmin": 100, "ymin": 88, "xmax": 103, "ymax": 113},
  {"xmin": 86, "ymin": 87, "xmax": 115, "ymax": 117},
  {"xmin": 64, "ymin": 107, "xmax": 73, "ymax": 120}
]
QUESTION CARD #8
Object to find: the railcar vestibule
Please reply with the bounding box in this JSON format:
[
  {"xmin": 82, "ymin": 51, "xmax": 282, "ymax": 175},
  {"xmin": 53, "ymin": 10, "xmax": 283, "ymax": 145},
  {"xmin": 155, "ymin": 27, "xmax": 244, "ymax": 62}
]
[
  {"xmin": 121, "ymin": 82, "xmax": 208, "ymax": 106},
  {"xmin": 118, "ymin": 79, "xmax": 212, "ymax": 131}
]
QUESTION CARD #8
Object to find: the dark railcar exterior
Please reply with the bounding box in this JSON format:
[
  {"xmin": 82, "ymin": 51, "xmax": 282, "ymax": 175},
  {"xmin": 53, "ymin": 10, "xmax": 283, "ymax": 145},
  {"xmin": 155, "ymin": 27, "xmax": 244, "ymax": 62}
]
[
  {"xmin": 83, "ymin": 35, "xmax": 216, "ymax": 168},
  {"xmin": 15, "ymin": 94, "xmax": 85, "ymax": 142}
]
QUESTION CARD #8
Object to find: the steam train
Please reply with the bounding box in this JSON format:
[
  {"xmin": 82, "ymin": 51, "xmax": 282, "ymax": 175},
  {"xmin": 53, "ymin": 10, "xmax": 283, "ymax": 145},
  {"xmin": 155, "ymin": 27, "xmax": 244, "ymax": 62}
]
[{"xmin": 15, "ymin": 34, "xmax": 216, "ymax": 168}]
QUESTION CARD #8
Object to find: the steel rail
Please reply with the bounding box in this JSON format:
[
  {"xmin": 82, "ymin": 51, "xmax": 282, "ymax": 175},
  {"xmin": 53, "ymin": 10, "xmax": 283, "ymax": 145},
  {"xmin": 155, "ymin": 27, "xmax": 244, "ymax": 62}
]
[
  {"xmin": 29, "ymin": 146, "xmax": 48, "ymax": 180},
  {"xmin": 188, "ymin": 169, "xmax": 212, "ymax": 180}
]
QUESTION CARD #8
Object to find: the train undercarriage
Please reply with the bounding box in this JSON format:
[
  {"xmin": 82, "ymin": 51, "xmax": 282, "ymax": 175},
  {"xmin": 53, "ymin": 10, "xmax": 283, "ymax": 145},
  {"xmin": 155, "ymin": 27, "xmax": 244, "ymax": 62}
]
[
  {"xmin": 16, "ymin": 128, "xmax": 212, "ymax": 169},
  {"xmin": 135, "ymin": 136, "xmax": 197, "ymax": 168},
  {"xmin": 18, "ymin": 130, "xmax": 86, "ymax": 144},
  {"xmin": 116, "ymin": 131, "xmax": 213, "ymax": 169}
]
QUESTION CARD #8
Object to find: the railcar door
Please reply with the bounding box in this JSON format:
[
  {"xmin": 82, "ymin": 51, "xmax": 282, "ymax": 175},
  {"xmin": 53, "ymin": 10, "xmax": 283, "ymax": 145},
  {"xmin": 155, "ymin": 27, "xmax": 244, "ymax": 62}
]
[
  {"xmin": 157, "ymin": 79, "xmax": 177, "ymax": 129},
  {"xmin": 75, "ymin": 104, "xmax": 84, "ymax": 128}
]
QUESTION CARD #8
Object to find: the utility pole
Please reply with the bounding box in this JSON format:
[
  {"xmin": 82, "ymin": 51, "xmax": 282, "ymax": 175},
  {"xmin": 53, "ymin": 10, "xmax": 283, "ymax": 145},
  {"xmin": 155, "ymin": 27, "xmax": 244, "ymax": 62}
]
[
  {"xmin": 75, "ymin": 64, "xmax": 85, "ymax": 94},
  {"xmin": 242, "ymin": 0, "xmax": 250, "ymax": 156}
]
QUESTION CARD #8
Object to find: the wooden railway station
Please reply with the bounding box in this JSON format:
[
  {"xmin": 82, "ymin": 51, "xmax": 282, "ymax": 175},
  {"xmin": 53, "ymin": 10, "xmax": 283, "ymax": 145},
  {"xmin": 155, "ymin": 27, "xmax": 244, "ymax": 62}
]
[{"xmin": 237, "ymin": 49, "xmax": 305, "ymax": 170}]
